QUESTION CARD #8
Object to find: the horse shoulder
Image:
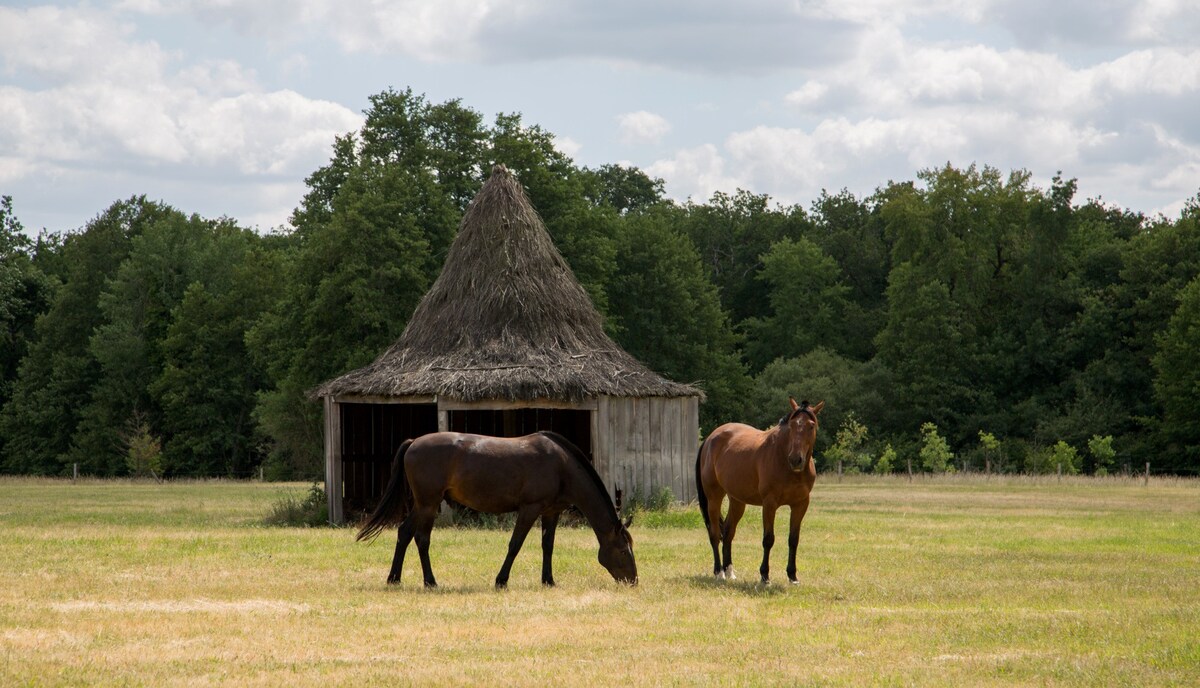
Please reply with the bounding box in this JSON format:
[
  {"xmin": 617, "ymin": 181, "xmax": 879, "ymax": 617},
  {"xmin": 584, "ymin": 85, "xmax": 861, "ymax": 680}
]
[{"xmin": 714, "ymin": 424, "xmax": 773, "ymax": 454}]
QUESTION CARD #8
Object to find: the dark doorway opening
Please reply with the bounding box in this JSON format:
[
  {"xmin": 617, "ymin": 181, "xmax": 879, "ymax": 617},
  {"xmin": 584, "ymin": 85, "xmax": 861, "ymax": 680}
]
[
  {"xmin": 340, "ymin": 403, "xmax": 438, "ymax": 517},
  {"xmin": 446, "ymin": 408, "xmax": 593, "ymax": 462}
]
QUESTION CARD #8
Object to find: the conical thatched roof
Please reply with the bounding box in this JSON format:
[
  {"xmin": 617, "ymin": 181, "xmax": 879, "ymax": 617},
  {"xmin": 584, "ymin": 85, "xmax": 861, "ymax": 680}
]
[{"xmin": 316, "ymin": 164, "xmax": 701, "ymax": 402}]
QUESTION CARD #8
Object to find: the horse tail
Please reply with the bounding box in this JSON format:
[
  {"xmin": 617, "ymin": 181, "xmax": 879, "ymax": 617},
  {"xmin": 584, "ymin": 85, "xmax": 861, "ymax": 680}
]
[
  {"xmin": 695, "ymin": 436, "xmax": 725, "ymax": 535},
  {"xmin": 695, "ymin": 440, "xmax": 710, "ymax": 531},
  {"xmin": 356, "ymin": 439, "xmax": 415, "ymax": 542}
]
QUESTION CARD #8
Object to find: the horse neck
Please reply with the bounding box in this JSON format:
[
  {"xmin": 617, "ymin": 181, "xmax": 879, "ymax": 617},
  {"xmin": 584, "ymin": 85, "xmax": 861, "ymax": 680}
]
[
  {"xmin": 766, "ymin": 424, "xmax": 792, "ymax": 463},
  {"xmin": 562, "ymin": 462, "xmax": 620, "ymax": 542}
]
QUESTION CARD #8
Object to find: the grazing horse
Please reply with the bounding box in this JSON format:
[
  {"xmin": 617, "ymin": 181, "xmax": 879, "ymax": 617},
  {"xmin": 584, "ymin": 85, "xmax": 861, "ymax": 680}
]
[
  {"xmin": 696, "ymin": 398, "xmax": 824, "ymax": 584},
  {"xmin": 357, "ymin": 431, "xmax": 637, "ymax": 588}
]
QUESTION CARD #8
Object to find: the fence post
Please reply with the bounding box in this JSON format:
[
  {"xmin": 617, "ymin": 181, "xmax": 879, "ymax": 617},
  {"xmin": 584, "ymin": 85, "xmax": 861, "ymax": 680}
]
[
  {"xmin": 73, "ymin": 463, "xmax": 78, "ymax": 481},
  {"xmin": 1144, "ymin": 462, "xmax": 1150, "ymax": 486},
  {"xmin": 259, "ymin": 465, "xmax": 264, "ymax": 482},
  {"xmin": 837, "ymin": 459, "xmax": 842, "ymax": 481},
  {"xmin": 1057, "ymin": 463, "xmax": 1062, "ymax": 481},
  {"xmin": 907, "ymin": 456, "xmax": 912, "ymax": 481}
]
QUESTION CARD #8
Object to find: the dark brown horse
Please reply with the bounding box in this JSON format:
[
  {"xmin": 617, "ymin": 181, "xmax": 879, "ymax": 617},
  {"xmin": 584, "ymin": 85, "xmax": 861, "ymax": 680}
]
[
  {"xmin": 357, "ymin": 430, "xmax": 637, "ymax": 588},
  {"xmin": 696, "ymin": 398, "xmax": 824, "ymax": 584}
]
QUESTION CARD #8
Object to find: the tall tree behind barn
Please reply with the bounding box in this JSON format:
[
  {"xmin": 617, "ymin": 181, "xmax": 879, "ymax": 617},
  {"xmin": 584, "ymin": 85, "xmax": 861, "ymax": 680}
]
[{"xmin": 315, "ymin": 165, "xmax": 702, "ymax": 523}]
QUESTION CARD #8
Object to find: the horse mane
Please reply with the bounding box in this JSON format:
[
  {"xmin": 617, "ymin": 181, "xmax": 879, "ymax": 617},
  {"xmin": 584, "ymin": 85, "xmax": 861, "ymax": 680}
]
[
  {"xmin": 780, "ymin": 400, "xmax": 816, "ymax": 425},
  {"xmin": 537, "ymin": 431, "xmax": 621, "ymax": 527}
]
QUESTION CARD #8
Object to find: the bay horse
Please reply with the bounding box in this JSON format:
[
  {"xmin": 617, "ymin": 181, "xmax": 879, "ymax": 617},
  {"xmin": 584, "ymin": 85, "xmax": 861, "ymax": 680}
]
[
  {"xmin": 357, "ymin": 431, "xmax": 637, "ymax": 588},
  {"xmin": 696, "ymin": 398, "xmax": 824, "ymax": 584}
]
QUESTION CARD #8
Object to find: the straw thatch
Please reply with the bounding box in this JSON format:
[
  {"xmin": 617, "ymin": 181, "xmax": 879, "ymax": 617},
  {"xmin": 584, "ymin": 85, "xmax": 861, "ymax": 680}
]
[{"xmin": 316, "ymin": 164, "xmax": 701, "ymax": 402}]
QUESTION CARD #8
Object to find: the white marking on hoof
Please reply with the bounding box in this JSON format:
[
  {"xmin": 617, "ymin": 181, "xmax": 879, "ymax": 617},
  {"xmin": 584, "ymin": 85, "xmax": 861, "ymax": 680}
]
[
  {"xmin": 723, "ymin": 565, "xmax": 736, "ymax": 580},
  {"xmin": 714, "ymin": 570, "xmax": 725, "ymax": 580}
]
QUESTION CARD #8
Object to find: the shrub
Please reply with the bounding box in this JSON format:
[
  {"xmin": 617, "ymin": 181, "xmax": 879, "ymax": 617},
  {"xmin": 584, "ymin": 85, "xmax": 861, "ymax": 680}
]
[
  {"xmin": 1025, "ymin": 441, "xmax": 1080, "ymax": 475},
  {"xmin": 875, "ymin": 443, "xmax": 896, "ymax": 474},
  {"xmin": 1088, "ymin": 435, "xmax": 1116, "ymax": 475},
  {"xmin": 919, "ymin": 422, "xmax": 954, "ymax": 473},
  {"xmin": 263, "ymin": 483, "xmax": 329, "ymax": 527},
  {"xmin": 123, "ymin": 414, "xmax": 163, "ymax": 480},
  {"xmin": 826, "ymin": 413, "xmax": 871, "ymax": 473},
  {"xmin": 626, "ymin": 486, "xmax": 675, "ymax": 513}
]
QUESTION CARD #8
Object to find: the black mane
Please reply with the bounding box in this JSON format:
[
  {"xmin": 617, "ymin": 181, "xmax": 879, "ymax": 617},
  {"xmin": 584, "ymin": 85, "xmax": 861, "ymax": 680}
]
[
  {"xmin": 779, "ymin": 400, "xmax": 814, "ymax": 427},
  {"xmin": 537, "ymin": 431, "xmax": 622, "ymax": 527}
]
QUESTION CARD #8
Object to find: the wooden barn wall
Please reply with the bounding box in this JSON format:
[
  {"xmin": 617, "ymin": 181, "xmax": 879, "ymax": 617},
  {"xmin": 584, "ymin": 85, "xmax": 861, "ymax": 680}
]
[{"xmin": 594, "ymin": 396, "xmax": 699, "ymax": 504}]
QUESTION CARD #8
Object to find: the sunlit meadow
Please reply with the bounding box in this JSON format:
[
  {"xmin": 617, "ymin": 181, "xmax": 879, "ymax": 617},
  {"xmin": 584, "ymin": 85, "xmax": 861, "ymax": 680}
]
[{"xmin": 1, "ymin": 476, "xmax": 1196, "ymax": 686}]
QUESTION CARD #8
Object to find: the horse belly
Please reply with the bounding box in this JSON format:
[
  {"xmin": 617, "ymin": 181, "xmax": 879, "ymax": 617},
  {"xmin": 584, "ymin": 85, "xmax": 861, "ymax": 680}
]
[
  {"xmin": 445, "ymin": 475, "xmax": 525, "ymax": 514},
  {"xmin": 447, "ymin": 457, "xmax": 557, "ymax": 514}
]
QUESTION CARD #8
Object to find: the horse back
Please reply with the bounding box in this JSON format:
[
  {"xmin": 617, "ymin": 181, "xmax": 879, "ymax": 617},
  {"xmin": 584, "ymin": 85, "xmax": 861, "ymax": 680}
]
[{"xmin": 404, "ymin": 432, "xmax": 567, "ymax": 513}]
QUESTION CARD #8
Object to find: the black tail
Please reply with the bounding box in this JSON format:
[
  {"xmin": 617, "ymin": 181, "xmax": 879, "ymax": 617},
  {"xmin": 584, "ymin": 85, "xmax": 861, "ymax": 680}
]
[
  {"xmin": 696, "ymin": 439, "xmax": 724, "ymax": 531},
  {"xmin": 356, "ymin": 439, "xmax": 414, "ymax": 542}
]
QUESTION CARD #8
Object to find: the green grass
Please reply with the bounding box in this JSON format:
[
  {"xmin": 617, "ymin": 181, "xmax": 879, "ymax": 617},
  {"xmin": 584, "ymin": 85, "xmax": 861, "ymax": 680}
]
[{"xmin": 0, "ymin": 475, "xmax": 1197, "ymax": 686}]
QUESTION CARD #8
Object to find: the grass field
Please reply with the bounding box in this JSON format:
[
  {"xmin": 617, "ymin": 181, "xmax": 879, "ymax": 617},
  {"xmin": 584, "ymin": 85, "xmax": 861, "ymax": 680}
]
[{"xmin": 1, "ymin": 476, "xmax": 1197, "ymax": 686}]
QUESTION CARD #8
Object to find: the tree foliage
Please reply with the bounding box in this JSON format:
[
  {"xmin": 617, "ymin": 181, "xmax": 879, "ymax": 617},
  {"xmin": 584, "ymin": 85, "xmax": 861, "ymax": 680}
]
[{"xmin": 0, "ymin": 89, "xmax": 1197, "ymax": 478}]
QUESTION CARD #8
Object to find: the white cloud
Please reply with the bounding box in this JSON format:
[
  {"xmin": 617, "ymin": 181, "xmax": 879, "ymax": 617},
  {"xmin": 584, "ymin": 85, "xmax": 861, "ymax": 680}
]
[
  {"xmin": 646, "ymin": 144, "xmax": 742, "ymax": 202},
  {"xmin": 0, "ymin": 6, "xmax": 361, "ymax": 182},
  {"xmin": 120, "ymin": 0, "xmax": 861, "ymax": 74},
  {"xmin": 554, "ymin": 135, "xmax": 582, "ymax": 159},
  {"xmin": 785, "ymin": 81, "xmax": 829, "ymax": 108},
  {"xmin": 0, "ymin": 6, "xmax": 169, "ymax": 84},
  {"xmin": 617, "ymin": 111, "xmax": 671, "ymax": 145}
]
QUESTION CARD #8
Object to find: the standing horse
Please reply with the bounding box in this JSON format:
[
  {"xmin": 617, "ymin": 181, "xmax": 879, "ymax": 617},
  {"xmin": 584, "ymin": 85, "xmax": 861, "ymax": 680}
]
[
  {"xmin": 357, "ymin": 431, "xmax": 637, "ymax": 588},
  {"xmin": 696, "ymin": 398, "xmax": 824, "ymax": 584}
]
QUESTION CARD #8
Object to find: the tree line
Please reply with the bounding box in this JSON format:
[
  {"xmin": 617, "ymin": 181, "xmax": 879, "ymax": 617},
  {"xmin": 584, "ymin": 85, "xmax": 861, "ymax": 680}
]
[{"xmin": 2, "ymin": 88, "xmax": 1198, "ymax": 480}]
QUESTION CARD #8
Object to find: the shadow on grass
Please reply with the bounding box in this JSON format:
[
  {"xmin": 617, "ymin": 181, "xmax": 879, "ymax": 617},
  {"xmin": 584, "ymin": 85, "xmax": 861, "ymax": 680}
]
[{"xmin": 679, "ymin": 573, "xmax": 804, "ymax": 597}]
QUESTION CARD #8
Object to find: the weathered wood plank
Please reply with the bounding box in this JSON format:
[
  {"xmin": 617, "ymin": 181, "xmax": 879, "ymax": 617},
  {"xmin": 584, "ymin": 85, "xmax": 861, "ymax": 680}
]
[{"xmin": 324, "ymin": 397, "xmax": 344, "ymax": 525}]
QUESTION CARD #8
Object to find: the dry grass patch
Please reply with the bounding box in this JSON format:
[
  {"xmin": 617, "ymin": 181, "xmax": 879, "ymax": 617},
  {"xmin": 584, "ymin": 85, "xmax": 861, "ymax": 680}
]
[{"xmin": 0, "ymin": 476, "xmax": 1197, "ymax": 686}]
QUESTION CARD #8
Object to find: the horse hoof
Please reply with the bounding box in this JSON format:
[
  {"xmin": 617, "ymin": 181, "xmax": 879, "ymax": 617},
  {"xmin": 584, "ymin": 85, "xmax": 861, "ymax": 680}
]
[
  {"xmin": 723, "ymin": 566, "xmax": 737, "ymax": 580},
  {"xmin": 760, "ymin": 578, "xmax": 771, "ymax": 586},
  {"xmin": 424, "ymin": 581, "xmax": 438, "ymax": 589},
  {"xmin": 789, "ymin": 579, "xmax": 800, "ymax": 586}
]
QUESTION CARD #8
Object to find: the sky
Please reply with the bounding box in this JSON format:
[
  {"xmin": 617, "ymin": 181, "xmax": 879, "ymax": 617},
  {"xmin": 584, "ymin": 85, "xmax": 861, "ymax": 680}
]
[{"xmin": 1, "ymin": 0, "xmax": 1198, "ymax": 235}]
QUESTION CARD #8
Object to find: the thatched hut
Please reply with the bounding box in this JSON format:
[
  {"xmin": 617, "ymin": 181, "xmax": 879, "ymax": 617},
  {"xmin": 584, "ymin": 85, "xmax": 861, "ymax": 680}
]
[{"xmin": 316, "ymin": 164, "xmax": 702, "ymax": 524}]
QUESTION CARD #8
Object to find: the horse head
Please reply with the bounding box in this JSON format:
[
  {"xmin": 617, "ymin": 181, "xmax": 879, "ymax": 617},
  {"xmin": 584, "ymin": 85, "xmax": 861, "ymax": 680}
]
[
  {"xmin": 783, "ymin": 397, "xmax": 824, "ymax": 470},
  {"xmin": 598, "ymin": 522, "xmax": 638, "ymax": 585}
]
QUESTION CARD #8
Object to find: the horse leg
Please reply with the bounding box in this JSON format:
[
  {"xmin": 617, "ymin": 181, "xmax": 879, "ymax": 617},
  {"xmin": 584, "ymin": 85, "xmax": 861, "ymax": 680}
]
[
  {"xmin": 721, "ymin": 500, "xmax": 747, "ymax": 580},
  {"xmin": 759, "ymin": 503, "xmax": 778, "ymax": 585},
  {"xmin": 704, "ymin": 487, "xmax": 727, "ymax": 578},
  {"xmin": 786, "ymin": 499, "xmax": 810, "ymax": 585},
  {"xmin": 386, "ymin": 516, "xmax": 418, "ymax": 584},
  {"xmin": 411, "ymin": 506, "xmax": 439, "ymax": 588},
  {"xmin": 495, "ymin": 504, "xmax": 541, "ymax": 589},
  {"xmin": 540, "ymin": 511, "xmax": 561, "ymax": 587}
]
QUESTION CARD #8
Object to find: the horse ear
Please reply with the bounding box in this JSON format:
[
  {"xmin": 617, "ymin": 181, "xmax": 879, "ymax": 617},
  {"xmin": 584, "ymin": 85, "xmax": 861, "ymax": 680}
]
[
  {"xmin": 615, "ymin": 489, "xmax": 623, "ymax": 513},
  {"xmin": 789, "ymin": 397, "xmax": 799, "ymax": 411},
  {"xmin": 623, "ymin": 514, "xmax": 634, "ymax": 529},
  {"xmin": 812, "ymin": 400, "xmax": 825, "ymax": 415}
]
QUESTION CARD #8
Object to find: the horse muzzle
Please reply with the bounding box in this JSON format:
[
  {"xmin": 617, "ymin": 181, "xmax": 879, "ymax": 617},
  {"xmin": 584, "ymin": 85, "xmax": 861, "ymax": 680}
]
[{"xmin": 788, "ymin": 454, "xmax": 811, "ymax": 471}]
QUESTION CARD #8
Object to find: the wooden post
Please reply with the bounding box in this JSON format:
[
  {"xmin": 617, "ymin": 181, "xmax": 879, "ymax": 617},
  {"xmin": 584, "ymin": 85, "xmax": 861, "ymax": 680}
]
[
  {"xmin": 1057, "ymin": 463, "xmax": 1062, "ymax": 481},
  {"xmin": 323, "ymin": 396, "xmax": 344, "ymax": 525},
  {"xmin": 1145, "ymin": 462, "xmax": 1150, "ymax": 485},
  {"xmin": 907, "ymin": 456, "xmax": 913, "ymax": 481},
  {"xmin": 73, "ymin": 463, "xmax": 78, "ymax": 481},
  {"xmin": 259, "ymin": 465, "xmax": 264, "ymax": 482},
  {"xmin": 837, "ymin": 459, "xmax": 842, "ymax": 481}
]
